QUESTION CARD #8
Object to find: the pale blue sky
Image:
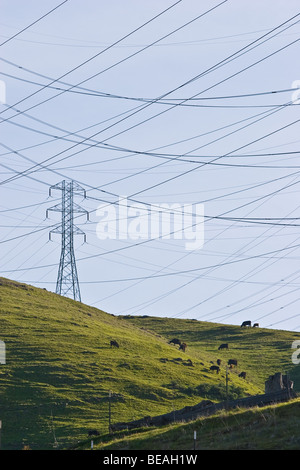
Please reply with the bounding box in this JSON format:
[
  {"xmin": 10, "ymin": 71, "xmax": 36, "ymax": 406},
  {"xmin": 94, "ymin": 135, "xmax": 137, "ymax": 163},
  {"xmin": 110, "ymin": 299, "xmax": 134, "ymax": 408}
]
[{"xmin": 0, "ymin": 0, "xmax": 300, "ymax": 331}]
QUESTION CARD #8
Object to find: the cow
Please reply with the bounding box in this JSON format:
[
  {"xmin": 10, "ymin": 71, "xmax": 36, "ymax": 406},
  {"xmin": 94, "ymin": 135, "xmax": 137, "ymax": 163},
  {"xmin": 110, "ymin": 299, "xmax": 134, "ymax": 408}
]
[
  {"xmin": 218, "ymin": 343, "xmax": 229, "ymax": 350},
  {"xmin": 179, "ymin": 342, "xmax": 187, "ymax": 352},
  {"xmin": 241, "ymin": 320, "xmax": 251, "ymax": 327},
  {"xmin": 228, "ymin": 359, "xmax": 238, "ymax": 367},
  {"xmin": 210, "ymin": 365, "xmax": 220, "ymax": 374},
  {"xmin": 253, "ymin": 323, "xmax": 259, "ymax": 328},
  {"xmin": 217, "ymin": 359, "xmax": 221, "ymax": 366},
  {"xmin": 88, "ymin": 430, "xmax": 99, "ymax": 437},
  {"xmin": 169, "ymin": 338, "xmax": 181, "ymax": 346},
  {"xmin": 239, "ymin": 372, "xmax": 247, "ymax": 379},
  {"xmin": 110, "ymin": 340, "xmax": 119, "ymax": 348},
  {"xmin": 185, "ymin": 359, "xmax": 193, "ymax": 367}
]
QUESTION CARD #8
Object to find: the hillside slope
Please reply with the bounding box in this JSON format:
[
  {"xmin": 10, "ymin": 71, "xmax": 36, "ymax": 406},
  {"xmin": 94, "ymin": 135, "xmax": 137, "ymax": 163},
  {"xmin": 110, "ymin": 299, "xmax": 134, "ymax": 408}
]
[
  {"xmin": 121, "ymin": 315, "xmax": 300, "ymax": 393},
  {"xmin": 0, "ymin": 278, "xmax": 299, "ymax": 450},
  {"xmin": 81, "ymin": 398, "xmax": 300, "ymax": 450},
  {"xmin": 0, "ymin": 277, "xmax": 260, "ymax": 450}
]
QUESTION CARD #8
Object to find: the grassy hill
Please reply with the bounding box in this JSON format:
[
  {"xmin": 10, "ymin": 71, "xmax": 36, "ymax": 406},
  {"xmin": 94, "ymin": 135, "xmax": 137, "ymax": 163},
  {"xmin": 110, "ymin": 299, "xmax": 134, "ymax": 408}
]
[
  {"xmin": 0, "ymin": 277, "xmax": 299, "ymax": 450},
  {"xmin": 76, "ymin": 398, "xmax": 300, "ymax": 450},
  {"xmin": 120, "ymin": 315, "xmax": 300, "ymax": 393}
]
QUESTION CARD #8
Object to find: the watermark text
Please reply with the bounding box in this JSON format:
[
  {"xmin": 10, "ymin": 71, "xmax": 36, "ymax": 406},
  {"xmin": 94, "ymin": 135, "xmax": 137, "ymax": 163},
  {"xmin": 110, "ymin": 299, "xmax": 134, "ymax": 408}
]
[{"xmin": 96, "ymin": 197, "xmax": 204, "ymax": 250}]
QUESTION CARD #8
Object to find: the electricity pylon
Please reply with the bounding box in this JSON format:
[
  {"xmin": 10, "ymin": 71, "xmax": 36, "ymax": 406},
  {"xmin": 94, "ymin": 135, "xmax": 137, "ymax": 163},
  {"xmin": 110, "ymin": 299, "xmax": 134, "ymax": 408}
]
[{"xmin": 47, "ymin": 180, "xmax": 89, "ymax": 302}]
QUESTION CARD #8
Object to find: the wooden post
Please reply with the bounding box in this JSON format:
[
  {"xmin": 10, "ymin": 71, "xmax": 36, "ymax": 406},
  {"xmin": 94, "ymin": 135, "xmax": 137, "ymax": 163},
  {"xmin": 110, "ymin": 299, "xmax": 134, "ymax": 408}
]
[
  {"xmin": 108, "ymin": 391, "xmax": 112, "ymax": 433},
  {"xmin": 226, "ymin": 366, "xmax": 229, "ymax": 409},
  {"xmin": 286, "ymin": 371, "xmax": 291, "ymax": 399}
]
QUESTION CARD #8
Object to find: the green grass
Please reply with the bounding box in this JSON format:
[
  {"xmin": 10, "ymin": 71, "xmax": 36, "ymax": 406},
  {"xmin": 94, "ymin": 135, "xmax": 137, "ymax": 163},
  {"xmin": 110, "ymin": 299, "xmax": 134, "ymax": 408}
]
[
  {"xmin": 0, "ymin": 277, "xmax": 299, "ymax": 450},
  {"xmin": 120, "ymin": 315, "xmax": 300, "ymax": 392},
  {"xmin": 79, "ymin": 398, "xmax": 300, "ymax": 450}
]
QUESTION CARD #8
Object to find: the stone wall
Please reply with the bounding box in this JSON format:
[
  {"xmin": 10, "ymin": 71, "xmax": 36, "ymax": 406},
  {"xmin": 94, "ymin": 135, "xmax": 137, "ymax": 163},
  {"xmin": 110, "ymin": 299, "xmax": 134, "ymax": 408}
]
[{"xmin": 111, "ymin": 387, "xmax": 296, "ymax": 432}]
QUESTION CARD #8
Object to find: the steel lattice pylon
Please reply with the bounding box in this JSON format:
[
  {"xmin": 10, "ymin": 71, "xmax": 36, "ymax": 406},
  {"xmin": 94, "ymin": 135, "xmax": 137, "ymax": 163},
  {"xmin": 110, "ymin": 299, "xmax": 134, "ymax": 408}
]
[{"xmin": 47, "ymin": 180, "xmax": 89, "ymax": 302}]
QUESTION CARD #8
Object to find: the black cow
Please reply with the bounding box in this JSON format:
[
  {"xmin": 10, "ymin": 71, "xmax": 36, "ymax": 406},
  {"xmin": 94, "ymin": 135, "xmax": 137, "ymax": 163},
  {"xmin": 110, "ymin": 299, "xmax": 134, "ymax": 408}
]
[
  {"xmin": 239, "ymin": 372, "xmax": 247, "ymax": 379},
  {"xmin": 218, "ymin": 343, "xmax": 228, "ymax": 350},
  {"xmin": 241, "ymin": 320, "xmax": 251, "ymax": 327},
  {"xmin": 88, "ymin": 430, "xmax": 99, "ymax": 436},
  {"xmin": 110, "ymin": 340, "xmax": 119, "ymax": 348},
  {"xmin": 210, "ymin": 365, "xmax": 220, "ymax": 374},
  {"xmin": 253, "ymin": 323, "xmax": 259, "ymax": 328},
  {"xmin": 169, "ymin": 338, "xmax": 181, "ymax": 346},
  {"xmin": 217, "ymin": 359, "xmax": 221, "ymax": 366},
  {"xmin": 228, "ymin": 359, "xmax": 238, "ymax": 367}
]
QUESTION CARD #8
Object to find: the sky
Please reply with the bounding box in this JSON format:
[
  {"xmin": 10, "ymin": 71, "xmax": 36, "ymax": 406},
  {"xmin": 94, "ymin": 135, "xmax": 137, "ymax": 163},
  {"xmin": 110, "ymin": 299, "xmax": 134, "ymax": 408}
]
[{"xmin": 0, "ymin": 0, "xmax": 300, "ymax": 331}]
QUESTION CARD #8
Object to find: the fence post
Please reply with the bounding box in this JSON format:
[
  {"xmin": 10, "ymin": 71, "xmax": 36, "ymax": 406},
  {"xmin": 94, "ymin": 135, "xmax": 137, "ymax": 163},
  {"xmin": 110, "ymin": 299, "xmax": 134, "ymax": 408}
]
[
  {"xmin": 109, "ymin": 391, "xmax": 112, "ymax": 433},
  {"xmin": 225, "ymin": 366, "xmax": 229, "ymax": 409}
]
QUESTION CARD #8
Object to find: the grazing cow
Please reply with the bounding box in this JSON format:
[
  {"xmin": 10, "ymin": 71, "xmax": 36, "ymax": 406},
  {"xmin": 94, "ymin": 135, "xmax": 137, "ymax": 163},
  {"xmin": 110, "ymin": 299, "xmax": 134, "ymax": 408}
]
[
  {"xmin": 179, "ymin": 342, "xmax": 187, "ymax": 352},
  {"xmin": 169, "ymin": 338, "xmax": 181, "ymax": 346},
  {"xmin": 217, "ymin": 359, "xmax": 221, "ymax": 366},
  {"xmin": 239, "ymin": 372, "xmax": 247, "ymax": 379},
  {"xmin": 185, "ymin": 359, "xmax": 193, "ymax": 367},
  {"xmin": 110, "ymin": 340, "xmax": 119, "ymax": 348},
  {"xmin": 210, "ymin": 365, "xmax": 220, "ymax": 374},
  {"xmin": 218, "ymin": 343, "xmax": 229, "ymax": 350},
  {"xmin": 228, "ymin": 359, "xmax": 238, "ymax": 367},
  {"xmin": 88, "ymin": 430, "xmax": 99, "ymax": 436},
  {"xmin": 241, "ymin": 320, "xmax": 251, "ymax": 327},
  {"xmin": 253, "ymin": 323, "xmax": 259, "ymax": 328}
]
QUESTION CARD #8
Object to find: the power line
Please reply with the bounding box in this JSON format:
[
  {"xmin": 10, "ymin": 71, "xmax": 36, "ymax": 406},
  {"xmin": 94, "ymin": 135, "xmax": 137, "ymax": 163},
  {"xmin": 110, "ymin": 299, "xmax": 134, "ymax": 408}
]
[
  {"xmin": 3, "ymin": 94, "xmax": 300, "ymax": 171},
  {"xmin": 1, "ymin": 3, "xmax": 297, "ymax": 124},
  {"xmin": 1, "ymin": 101, "xmax": 300, "ymax": 253},
  {"xmin": 110, "ymin": 174, "xmax": 300, "ymax": 317},
  {"xmin": 1, "ymin": 24, "xmax": 297, "ymax": 48},
  {"xmin": 0, "ymin": 80, "xmax": 300, "ymax": 264},
  {"xmin": 2, "ymin": 167, "xmax": 300, "ymax": 275},
  {"xmin": 20, "ymin": 241, "xmax": 300, "ymax": 284},
  {"xmin": 0, "ymin": 0, "xmax": 69, "ymax": 47},
  {"xmin": 1, "ymin": 11, "xmax": 298, "ymax": 194},
  {"xmin": 0, "ymin": 0, "xmax": 196, "ymax": 118},
  {"xmin": 2, "ymin": 4, "xmax": 300, "ymax": 329},
  {"xmin": 1, "ymin": 69, "xmax": 298, "ymax": 107}
]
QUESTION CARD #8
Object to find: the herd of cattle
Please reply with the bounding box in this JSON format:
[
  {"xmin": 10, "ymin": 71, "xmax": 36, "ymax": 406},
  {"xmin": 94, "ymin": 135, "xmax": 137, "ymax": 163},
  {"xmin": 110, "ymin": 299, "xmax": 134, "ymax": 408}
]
[
  {"xmin": 109, "ymin": 319, "xmax": 257, "ymax": 380},
  {"xmin": 168, "ymin": 319, "xmax": 258, "ymax": 380}
]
